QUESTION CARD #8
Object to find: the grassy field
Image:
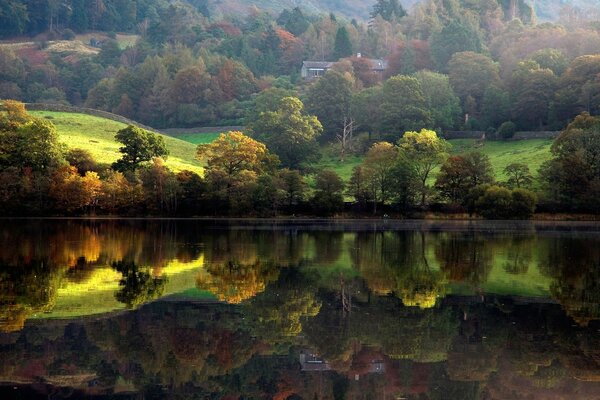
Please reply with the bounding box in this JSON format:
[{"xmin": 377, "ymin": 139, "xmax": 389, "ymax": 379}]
[
  {"xmin": 317, "ymin": 138, "xmax": 554, "ymax": 182},
  {"xmin": 448, "ymin": 138, "xmax": 554, "ymax": 179},
  {"xmin": 31, "ymin": 111, "xmax": 203, "ymax": 174},
  {"xmin": 35, "ymin": 110, "xmax": 553, "ymax": 182},
  {"xmin": 171, "ymin": 132, "xmax": 221, "ymax": 145}
]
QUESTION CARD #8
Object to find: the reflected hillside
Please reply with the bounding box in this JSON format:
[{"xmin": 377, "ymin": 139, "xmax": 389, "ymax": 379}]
[{"xmin": 0, "ymin": 220, "xmax": 599, "ymax": 333}]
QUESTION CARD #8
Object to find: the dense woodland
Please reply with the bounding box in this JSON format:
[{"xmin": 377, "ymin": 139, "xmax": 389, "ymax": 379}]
[
  {"xmin": 0, "ymin": 0, "xmax": 599, "ymax": 130},
  {"xmin": 1, "ymin": 0, "xmax": 600, "ymax": 217}
]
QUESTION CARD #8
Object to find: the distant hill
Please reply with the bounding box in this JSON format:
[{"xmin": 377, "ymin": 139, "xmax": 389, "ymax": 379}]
[
  {"xmin": 529, "ymin": 0, "xmax": 600, "ymax": 21},
  {"xmin": 205, "ymin": 0, "xmax": 426, "ymax": 20},
  {"xmin": 207, "ymin": 0, "xmax": 597, "ymax": 21}
]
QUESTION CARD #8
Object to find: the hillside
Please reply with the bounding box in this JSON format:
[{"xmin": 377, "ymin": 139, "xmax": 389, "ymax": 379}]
[{"xmin": 30, "ymin": 111, "xmax": 203, "ymax": 174}]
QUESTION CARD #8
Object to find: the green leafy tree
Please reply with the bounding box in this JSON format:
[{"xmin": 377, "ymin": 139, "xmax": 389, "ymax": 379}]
[
  {"xmin": 398, "ymin": 129, "xmax": 450, "ymax": 206},
  {"xmin": 380, "ymin": 75, "xmax": 433, "ymax": 138},
  {"xmin": 113, "ymin": 261, "xmax": 167, "ymax": 309},
  {"xmin": 370, "ymin": 0, "xmax": 407, "ymax": 22},
  {"xmin": 430, "ymin": 21, "xmax": 483, "ymax": 71},
  {"xmin": 0, "ymin": 100, "xmax": 64, "ymax": 173},
  {"xmin": 311, "ymin": 170, "xmax": 345, "ymax": 215},
  {"xmin": 112, "ymin": 125, "xmax": 169, "ymax": 171},
  {"xmin": 448, "ymin": 52, "xmax": 501, "ymax": 117},
  {"xmin": 362, "ymin": 142, "xmax": 398, "ymax": 213},
  {"xmin": 414, "ymin": 70, "xmax": 461, "ymax": 131},
  {"xmin": 248, "ymin": 97, "xmax": 322, "ymax": 169},
  {"xmin": 509, "ymin": 61, "xmax": 557, "ymax": 130},
  {"xmin": 305, "ymin": 71, "xmax": 353, "ymax": 142},
  {"xmin": 504, "ymin": 163, "xmax": 533, "ymax": 189}
]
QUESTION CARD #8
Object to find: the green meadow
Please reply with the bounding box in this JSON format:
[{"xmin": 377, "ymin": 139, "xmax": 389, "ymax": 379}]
[
  {"xmin": 32, "ymin": 111, "xmax": 554, "ymax": 182},
  {"xmin": 31, "ymin": 111, "xmax": 203, "ymax": 174}
]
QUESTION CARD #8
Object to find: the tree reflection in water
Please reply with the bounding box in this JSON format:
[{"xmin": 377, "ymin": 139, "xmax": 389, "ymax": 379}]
[{"xmin": 0, "ymin": 220, "xmax": 599, "ymax": 399}]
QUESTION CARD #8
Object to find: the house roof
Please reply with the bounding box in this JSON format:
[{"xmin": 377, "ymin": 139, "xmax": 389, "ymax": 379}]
[
  {"xmin": 302, "ymin": 59, "xmax": 388, "ymax": 71},
  {"xmin": 302, "ymin": 61, "xmax": 334, "ymax": 69}
]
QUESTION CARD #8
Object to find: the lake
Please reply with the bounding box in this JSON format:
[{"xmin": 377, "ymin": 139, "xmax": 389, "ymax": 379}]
[{"xmin": 1, "ymin": 219, "xmax": 600, "ymax": 399}]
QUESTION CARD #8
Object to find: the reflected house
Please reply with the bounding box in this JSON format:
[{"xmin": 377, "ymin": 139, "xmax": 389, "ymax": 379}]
[
  {"xmin": 301, "ymin": 54, "xmax": 388, "ymax": 80},
  {"xmin": 299, "ymin": 350, "xmax": 331, "ymax": 372}
]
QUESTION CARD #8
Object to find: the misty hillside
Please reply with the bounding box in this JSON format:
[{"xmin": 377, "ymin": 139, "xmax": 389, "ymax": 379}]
[{"xmin": 204, "ymin": 0, "xmax": 597, "ymax": 20}]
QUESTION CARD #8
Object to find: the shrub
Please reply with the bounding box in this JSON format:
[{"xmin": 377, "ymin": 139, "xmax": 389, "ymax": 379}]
[
  {"xmin": 498, "ymin": 121, "xmax": 516, "ymax": 140},
  {"xmin": 474, "ymin": 185, "xmax": 537, "ymax": 219},
  {"xmin": 62, "ymin": 29, "xmax": 76, "ymax": 40},
  {"xmin": 476, "ymin": 185, "xmax": 513, "ymax": 219},
  {"xmin": 510, "ymin": 188, "xmax": 537, "ymax": 219}
]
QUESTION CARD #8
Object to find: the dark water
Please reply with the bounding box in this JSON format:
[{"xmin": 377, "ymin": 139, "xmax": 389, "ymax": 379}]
[{"xmin": 1, "ymin": 219, "xmax": 600, "ymax": 399}]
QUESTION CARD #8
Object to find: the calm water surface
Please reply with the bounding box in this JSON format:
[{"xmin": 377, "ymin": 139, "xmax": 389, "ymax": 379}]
[{"xmin": 1, "ymin": 219, "xmax": 600, "ymax": 399}]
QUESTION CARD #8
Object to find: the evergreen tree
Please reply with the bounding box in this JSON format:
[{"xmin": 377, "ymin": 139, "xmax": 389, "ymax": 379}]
[
  {"xmin": 370, "ymin": 0, "xmax": 407, "ymax": 22},
  {"xmin": 333, "ymin": 26, "xmax": 353, "ymax": 60}
]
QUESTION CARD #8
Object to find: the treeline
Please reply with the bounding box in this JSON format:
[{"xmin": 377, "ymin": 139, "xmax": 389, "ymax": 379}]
[
  {"xmin": 2, "ymin": 100, "xmax": 599, "ymax": 218},
  {"xmin": 1, "ymin": 0, "xmax": 600, "ymax": 129}
]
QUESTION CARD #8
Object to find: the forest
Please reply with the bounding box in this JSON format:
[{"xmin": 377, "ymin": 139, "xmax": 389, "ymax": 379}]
[{"xmin": 1, "ymin": 0, "xmax": 600, "ymax": 217}]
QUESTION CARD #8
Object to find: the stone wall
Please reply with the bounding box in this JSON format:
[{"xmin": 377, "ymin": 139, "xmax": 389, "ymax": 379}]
[{"xmin": 442, "ymin": 130, "xmax": 559, "ymax": 140}]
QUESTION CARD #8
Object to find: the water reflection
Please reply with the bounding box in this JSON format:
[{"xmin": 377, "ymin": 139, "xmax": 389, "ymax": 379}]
[{"xmin": 0, "ymin": 220, "xmax": 599, "ymax": 398}]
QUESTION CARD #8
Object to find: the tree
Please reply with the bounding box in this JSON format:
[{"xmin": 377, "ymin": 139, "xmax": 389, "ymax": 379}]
[
  {"xmin": 509, "ymin": 61, "xmax": 557, "ymax": 129},
  {"xmin": 0, "ymin": 101, "xmax": 64, "ymax": 173},
  {"xmin": 380, "ymin": 75, "xmax": 433, "ymax": 138},
  {"xmin": 248, "ymin": 97, "xmax": 322, "ymax": 169},
  {"xmin": 504, "ymin": 163, "xmax": 533, "ymax": 189},
  {"xmin": 448, "ymin": 52, "xmax": 501, "ymax": 117},
  {"xmin": 414, "ymin": 70, "xmax": 461, "ymax": 131},
  {"xmin": 362, "ymin": 142, "xmax": 398, "ymax": 213},
  {"xmin": 351, "ymin": 86, "xmax": 382, "ymax": 138},
  {"xmin": 197, "ymin": 131, "xmax": 277, "ymax": 212},
  {"xmin": 305, "ymin": 71, "xmax": 353, "ymax": 142},
  {"xmin": 112, "ymin": 125, "xmax": 168, "ymax": 171},
  {"xmin": 370, "ymin": 0, "xmax": 407, "ymax": 22},
  {"xmin": 113, "ymin": 261, "xmax": 166, "ymax": 309},
  {"xmin": 430, "ymin": 21, "xmax": 483, "ymax": 71},
  {"xmin": 49, "ymin": 166, "xmax": 102, "ymax": 213},
  {"xmin": 333, "ymin": 27, "xmax": 353, "ymax": 60},
  {"xmin": 539, "ymin": 113, "xmax": 600, "ymax": 210},
  {"xmin": 140, "ymin": 158, "xmax": 181, "ymax": 215},
  {"xmin": 398, "ymin": 129, "xmax": 450, "ymax": 206},
  {"xmin": 555, "ymin": 55, "xmax": 600, "ymax": 123},
  {"xmin": 311, "ymin": 170, "xmax": 345, "ymax": 215},
  {"xmin": 276, "ymin": 169, "xmax": 307, "ymax": 209},
  {"xmin": 435, "ymin": 152, "xmax": 494, "ymax": 205}
]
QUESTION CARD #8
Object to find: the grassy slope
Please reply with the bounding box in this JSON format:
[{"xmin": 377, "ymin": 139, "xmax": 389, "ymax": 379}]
[
  {"xmin": 317, "ymin": 138, "xmax": 554, "ymax": 182},
  {"xmin": 169, "ymin": 132, "xmax": 221, "ymax": 145},
  {"xmin": 31, "ymin": 111, "xmax": 202, "ymax": 174}
]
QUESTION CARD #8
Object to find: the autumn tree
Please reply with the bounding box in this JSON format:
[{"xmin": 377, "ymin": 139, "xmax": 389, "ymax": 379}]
[
  {"xmin": 49, "ymin": 166, "xmax": 102, "ymax": 213},
  {"xmin": 197, "ymin": 131, "xmax": 278, "ymax": 212},
  {"xmin": 399, "ymin": 129, "xmax": 450, "ymax": 206},
  {"xmin": 112, "ymin": 125, "xmax": 169, "ymax": 171},
  {"xmin": 248, "ymin": 97, "xmax": 322, "ymax": 169},
  {"xmin": 435, "ymin": 152, "xmax": 494, "ymax": 205}
]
